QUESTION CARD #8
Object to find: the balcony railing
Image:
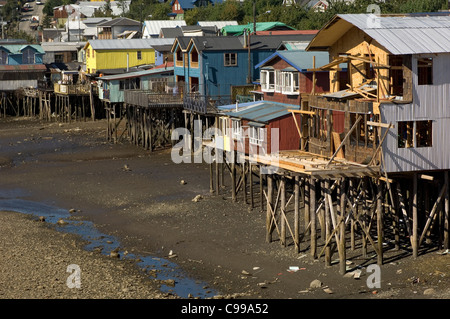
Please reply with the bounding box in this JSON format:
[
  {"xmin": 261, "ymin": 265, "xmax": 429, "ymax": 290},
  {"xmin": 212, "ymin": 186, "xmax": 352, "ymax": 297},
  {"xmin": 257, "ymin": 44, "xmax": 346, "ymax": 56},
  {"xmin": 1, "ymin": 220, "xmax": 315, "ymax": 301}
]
[
  {"xmin": 124, "ymin": 89, "xmax": 184, "ymax": 108},
  {"xmin": 54, "ymin": 83, "xmax": 90, "ymax": 95}
]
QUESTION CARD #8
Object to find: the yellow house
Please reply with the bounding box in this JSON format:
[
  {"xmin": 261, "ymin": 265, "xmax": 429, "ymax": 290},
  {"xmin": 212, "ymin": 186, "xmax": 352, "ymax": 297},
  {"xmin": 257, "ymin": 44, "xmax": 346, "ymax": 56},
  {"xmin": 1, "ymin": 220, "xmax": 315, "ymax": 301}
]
[{"xmin": 84, "ymin": 39, "xmax": 160, "ymax": 74}]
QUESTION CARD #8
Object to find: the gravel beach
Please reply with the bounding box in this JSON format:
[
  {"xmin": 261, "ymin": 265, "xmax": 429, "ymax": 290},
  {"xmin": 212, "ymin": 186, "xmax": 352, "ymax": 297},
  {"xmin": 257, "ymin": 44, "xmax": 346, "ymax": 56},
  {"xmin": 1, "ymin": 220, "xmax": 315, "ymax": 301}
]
[{"xmin": 0, "ymin": 117, "xmax": 448, "ymax": 301}]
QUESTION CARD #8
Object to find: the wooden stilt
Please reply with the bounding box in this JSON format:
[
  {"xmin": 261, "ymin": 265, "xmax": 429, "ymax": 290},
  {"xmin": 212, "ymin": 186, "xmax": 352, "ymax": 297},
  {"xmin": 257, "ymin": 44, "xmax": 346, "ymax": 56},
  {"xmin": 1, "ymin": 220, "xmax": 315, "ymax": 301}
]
[
  {"xmin": 445, "ymin": 171, "xmax": 449, "ymax": 250},
  {"xmin": 231, "ymin": 156, "xmax": 236, "ymax": 202},
  {"xmin": 338, "ymin": 179, "xmax": 346, "ymax": 275},
  {"xmin": 305, "ymin": 178, "xmax": 310, "ymax": 236},
  {"xmin": 250, "ymin": 163, "xmax": 254, "ymax": 208},
  {"xmin": 280, "ymin": 175, "xmax": 286, "ymax": 247},
  {"xmin": 310, "ymin": 177, "xmax": 317, "ymax": 258},
  {"xmin": 377, "ymin": 179, "xmax": 384, "ymax": 265},
  {"xmin": 266, "ymin": 174, "xmax": 273, "ymax": 243},
  {"xmin": 294, "ymin": 175, "xmax": 300, "ymax": 253},
  {"xmin": 324, "ymin": 179, "xmax": 331, "ymax": 267},
  {"xmin": 412, "ymin": 174, "xmax": 418, "ymax": 258}
]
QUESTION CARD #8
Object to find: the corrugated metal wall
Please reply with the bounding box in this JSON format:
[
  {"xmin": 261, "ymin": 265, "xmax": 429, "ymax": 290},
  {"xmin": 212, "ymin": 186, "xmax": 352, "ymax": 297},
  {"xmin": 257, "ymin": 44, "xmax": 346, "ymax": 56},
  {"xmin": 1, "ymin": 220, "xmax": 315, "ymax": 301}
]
[{"xmin": 381, "ymin": 53, "xmax": 450, "ymax": 173}]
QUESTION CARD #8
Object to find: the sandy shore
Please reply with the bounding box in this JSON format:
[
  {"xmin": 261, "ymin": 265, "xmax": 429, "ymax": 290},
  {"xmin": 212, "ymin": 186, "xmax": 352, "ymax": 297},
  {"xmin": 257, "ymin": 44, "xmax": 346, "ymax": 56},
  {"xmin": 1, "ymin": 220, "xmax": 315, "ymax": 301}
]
[{"xmin": 0, "ymin": 117, "xmax": 448, "ymax": 301}]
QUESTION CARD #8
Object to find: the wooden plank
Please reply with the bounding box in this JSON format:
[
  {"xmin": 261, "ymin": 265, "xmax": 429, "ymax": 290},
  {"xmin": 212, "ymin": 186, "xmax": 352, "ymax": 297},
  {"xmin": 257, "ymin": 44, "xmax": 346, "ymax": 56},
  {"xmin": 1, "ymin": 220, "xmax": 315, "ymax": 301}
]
[
  {"xmin": 367, "ymin": 121, "xmax": 394, "ymax": 129},
  {"xmin": 332, "ymin": 132, "xmax": 345, "ymax": 159},
  {"xmin": 419, "ymin": 183, "xmax": 446, "ymax": 248},
  {"xmin": 288, "ymin": 109, "xmax": 316, "ymax": 116}
]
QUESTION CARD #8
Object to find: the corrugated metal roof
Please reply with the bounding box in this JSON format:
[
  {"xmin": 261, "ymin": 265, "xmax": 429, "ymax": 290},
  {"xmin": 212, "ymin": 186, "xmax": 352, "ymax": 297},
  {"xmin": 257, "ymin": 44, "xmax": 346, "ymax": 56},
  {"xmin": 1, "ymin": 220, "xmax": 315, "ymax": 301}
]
[
  {"xmin": 98, "ymin": 66, "xmax": 174, "ymax": 81},
  {"xmin": 88, "ymin": 38, "xmax": 175, "ymax": 50},
  {"xmin": 143, "ymin": 20, "xmax": 187, "ymax": 36},
  {"xmin": 218, "ymin": 101, "xmax": 300, "ymax": 123},
  {"xmin": 0, "ymin": 44, "xmax": 45, "ymax": 55},
  {"xmin": 198, "ymin": 21, "xmax": 238, "ymax": 29},
  {"xmin": 255, "ymin": 50, "xmax": 333, "ymax": 71},
  {"xmin": 308, "ymin": 13, "xmax": 450, "ymax": 55},
  {"xmin": 340, "ymin": 14, "xmax": 450, "ymax": 55},
  {"xmin": 221, "ymin": 22, "xmax": 295, "ymax": 36}
]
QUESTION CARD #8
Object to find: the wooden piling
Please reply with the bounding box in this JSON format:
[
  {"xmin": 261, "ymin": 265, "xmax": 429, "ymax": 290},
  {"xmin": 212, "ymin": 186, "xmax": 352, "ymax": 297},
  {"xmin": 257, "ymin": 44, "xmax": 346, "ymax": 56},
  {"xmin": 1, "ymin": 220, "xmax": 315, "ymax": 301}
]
[
  {"xmin": 310, "ymin": 177, "xmax": 317, "ymax": 258},
  {"xmin": 280, "ymin": 175, "xmax": 286, "ymax": 247},
  {"xmin": 266, "ymin": 174, "xmax": 273, "ymax": 243},
  {"xmin": 377, "ymin": 179, "xmax": 384, "ymax": 265},
  {"xmin": 412, "ymin": 173, "xmax": 418, "ymax": 258},
  {"xmin": 294, "ymin": 175, "xmax": 300, "ymax": 252}
]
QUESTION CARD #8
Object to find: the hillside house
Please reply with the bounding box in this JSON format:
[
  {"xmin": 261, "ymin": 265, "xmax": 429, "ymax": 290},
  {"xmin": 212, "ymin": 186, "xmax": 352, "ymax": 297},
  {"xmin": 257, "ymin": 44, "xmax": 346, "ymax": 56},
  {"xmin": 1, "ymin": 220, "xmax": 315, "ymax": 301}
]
[
  {"xmin": 83, "ymin": 38, "xmax": 174, "ymax": 75},
  {"xmin": 142, "ymin": 20, "xmax": 187, "ymax": 39},
  {"xmin": 0, "ymin": 44, "xmax": 46, "ymax": 91},
  {"xmin": 97, "ymin": 17, "xmax": 141, "ymax": 40},
  {"xmin": 172, "ymin": 34, "xmax": 317, "ymax": 102},
  {"xmin": 306, "ymin": 13, "xmax": 450, "ymax": 172},
  {"xmin": 170, "ymin": 0, "xmax": 223, "ymax": 20}
]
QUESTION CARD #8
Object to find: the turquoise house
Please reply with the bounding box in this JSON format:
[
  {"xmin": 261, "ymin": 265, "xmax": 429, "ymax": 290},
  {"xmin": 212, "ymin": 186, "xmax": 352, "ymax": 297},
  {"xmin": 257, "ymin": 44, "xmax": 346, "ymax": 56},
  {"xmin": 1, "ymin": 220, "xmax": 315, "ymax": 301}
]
[
  {"xmin": 0, "ymin": 44, "xmax": 45, "ymax": 65},
  {"xmin": 97, "ymin": 66, "xmax": 175, "ymax": 103}
]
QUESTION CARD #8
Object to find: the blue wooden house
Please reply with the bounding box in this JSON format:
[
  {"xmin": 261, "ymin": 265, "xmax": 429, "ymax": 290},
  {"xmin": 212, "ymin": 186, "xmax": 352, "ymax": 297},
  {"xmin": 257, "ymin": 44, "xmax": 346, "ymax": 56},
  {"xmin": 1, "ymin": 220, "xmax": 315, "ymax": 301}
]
[
  {"xmin": 0, "ymin": 44, "xmax": 46, "ymax": 91},
  {"xmin": 172, "ymin": 34, "xmax": 316, "ymax": 99},
  {"xmin": 0, "ymin": 44, "xmax": 45, "ymax": 65}
]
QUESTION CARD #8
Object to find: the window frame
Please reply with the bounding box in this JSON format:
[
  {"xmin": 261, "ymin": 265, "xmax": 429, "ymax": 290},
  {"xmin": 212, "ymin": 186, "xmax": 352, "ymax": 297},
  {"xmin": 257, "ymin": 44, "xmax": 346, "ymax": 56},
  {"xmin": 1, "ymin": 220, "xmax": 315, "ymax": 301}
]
[
  {"xmin": 281, "ymin": 70, "xmax": 300, "ymax": 95},
  {"xmin": 417, "ymin": 57, "xmax": 433, "ymax": 85},
  {"xmin": 231, "ymin": 119, "xmax": 242, "ymax": 140},
  {"xmin": 0, "ymin": 49, "xmax": 8, "ymax": 65},
  {"xmin": 224, "ymin": 53, "xmax": 237, "ymax": 67},
  {"xmin": 249, "ymin": 126, "xmax": 264, "ymax": 146}
]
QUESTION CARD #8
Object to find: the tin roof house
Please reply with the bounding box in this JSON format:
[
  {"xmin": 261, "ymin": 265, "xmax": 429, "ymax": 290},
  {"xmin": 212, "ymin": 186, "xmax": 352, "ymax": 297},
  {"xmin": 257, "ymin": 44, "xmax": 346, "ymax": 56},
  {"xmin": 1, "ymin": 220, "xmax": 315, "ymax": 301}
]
[
  {"xmin": 306, "ymin": 13, "xmax": 450, "ymax": 173},
  {"xmin": 0, "ymin": 44, "xmax": 46, "ymax": 91},
  {"xmin": 173, "ymin": 34, "xmax": 317, "ymax": 113}
]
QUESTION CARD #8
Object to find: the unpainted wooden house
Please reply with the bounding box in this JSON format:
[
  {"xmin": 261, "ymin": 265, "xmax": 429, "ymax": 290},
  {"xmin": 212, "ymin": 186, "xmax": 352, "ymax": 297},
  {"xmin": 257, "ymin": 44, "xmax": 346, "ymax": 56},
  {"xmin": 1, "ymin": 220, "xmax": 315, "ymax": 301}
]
[{"xmin": 306, "ymin": 13, "xmax": 450, "ymax": 173}]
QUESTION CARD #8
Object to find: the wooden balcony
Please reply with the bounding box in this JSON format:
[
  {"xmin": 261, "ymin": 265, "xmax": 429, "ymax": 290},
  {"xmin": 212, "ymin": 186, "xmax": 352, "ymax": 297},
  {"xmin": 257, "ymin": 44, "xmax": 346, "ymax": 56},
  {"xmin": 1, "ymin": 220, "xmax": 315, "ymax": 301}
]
[
  {"xmin": 54, "ymin": 83, "xmax": 90, "ymax": 95},
  {"xmin": 183, "ymin": 94, "xmax": 233, "ymax": 115},
  {"xmin": 124, "ymin": 90, "xmax": 184, "ymax": 108}
]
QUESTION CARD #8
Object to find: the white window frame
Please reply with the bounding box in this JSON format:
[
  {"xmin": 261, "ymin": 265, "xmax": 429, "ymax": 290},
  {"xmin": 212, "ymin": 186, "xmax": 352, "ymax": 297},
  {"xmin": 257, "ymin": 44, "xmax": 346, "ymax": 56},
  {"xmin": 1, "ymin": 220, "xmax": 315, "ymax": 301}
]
[
  {"xmin": 281, "ymin": 71, "xmax": 299, "ymax": 95},
  {"xmin": 249, "ymin": 126, "xmax": 264, "ymax": 146},
  {"xmin": 232, "ymin": 119, "xmax": 242, "ymax": 139},
  {"xmin": 261, "ymin": 69, "xmax": 275, "ymax": 92}
]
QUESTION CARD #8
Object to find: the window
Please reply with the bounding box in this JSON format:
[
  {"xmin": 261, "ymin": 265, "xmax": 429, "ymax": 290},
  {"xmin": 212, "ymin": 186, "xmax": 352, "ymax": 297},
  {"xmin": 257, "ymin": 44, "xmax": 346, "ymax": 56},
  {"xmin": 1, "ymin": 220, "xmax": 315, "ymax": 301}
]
[
  {"xmin": 364, "ymin": 54, "xmax": 375, "ymax": 80},
  {"xmin": 224, "ymin": 53, "xmax": 237, "ymax": 66},
  {"xmin": 55, "ymin": 54, "xmax": 64, "ymax": 63},
  {"xmin": 137, "ymin": 51, "xmax": 142, "ymax": 60},
  {"xmin": 398, "ymin": 120, "xmax": 432, "ymax": 148},
  {"xmin": 261, "ymin": 69, "xmax": 275, "ymax": 92},
  {"xmin": 281, "ymin": 71, "xmax": 299, "ymax": 94},
  {"xmin": 389, "ymin": 55, "xmax": 403, "ymax": 96},
  {"xmin": 418, "ymin": 57, "xmax": 433, "ymax": 85},
  {"xmin": 232, "ymin": 119, "xmax": 242, "ymax": 139},
  {"xmin": 0, "ymin": 49, "xmax": 8, "ymax": 64},
  {"xmin": 22, "ymin": 48, "xmax": 35, "ymax": 64},
  {"xmin": 190, "ymin": 48, "xmax": 198, "ymax": 68},
  {"xmin": 416, "ymin": 120, "xmax": 432, "ymax": 147},
  {"xmin": 249, "ymin": 126, "xmax": 264, "ymax": 146},
  {"xmin": 87, "ymin": 49, "xmax": 90, "ymax": 58}
]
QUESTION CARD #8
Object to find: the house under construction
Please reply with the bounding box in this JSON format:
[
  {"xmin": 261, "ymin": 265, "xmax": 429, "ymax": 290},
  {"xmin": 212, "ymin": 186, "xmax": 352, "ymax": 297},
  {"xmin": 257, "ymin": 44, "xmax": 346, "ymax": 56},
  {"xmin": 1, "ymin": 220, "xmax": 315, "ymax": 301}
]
[{"xmin": 205, "ymin": 13, "xmax": 450, "ymax": 274}]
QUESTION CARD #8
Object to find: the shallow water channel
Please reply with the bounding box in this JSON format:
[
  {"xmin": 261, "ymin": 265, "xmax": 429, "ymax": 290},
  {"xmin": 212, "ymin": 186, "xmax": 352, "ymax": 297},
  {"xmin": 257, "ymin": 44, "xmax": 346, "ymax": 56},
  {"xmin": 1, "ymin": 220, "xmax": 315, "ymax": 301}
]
[{"xmin": 0, "ymin": 189, "xmax": 218, "ymax": 298}]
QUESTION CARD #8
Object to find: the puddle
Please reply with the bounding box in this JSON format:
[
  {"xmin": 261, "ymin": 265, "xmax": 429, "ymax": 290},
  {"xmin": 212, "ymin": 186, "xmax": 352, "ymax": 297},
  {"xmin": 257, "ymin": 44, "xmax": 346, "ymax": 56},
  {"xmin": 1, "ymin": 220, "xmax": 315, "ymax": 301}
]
[{"xmin": 0, "ymin": 190, "xmax": 218, "ymax": 298}]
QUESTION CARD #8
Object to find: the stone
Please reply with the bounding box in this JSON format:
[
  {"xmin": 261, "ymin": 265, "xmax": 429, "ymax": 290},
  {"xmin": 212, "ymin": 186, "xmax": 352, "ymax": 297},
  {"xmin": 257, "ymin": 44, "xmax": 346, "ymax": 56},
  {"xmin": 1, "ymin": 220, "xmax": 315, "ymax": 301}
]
[
  {"xmin": 423, "ymin": 288, "xmax": 435, "ymax": 295},
  {"xmin": 39, "ymin": 216, "xmax": 46, "ymax": 222},
  {"xmin": 310, "ymin": 279, "xmax": 322, "ymax": 289},
  {"xmin": 56, "ymin": 218, "xmax": 67, "ymax": 226},
  {"xmin": 192, "ymin": 195, "xmax": 203, "ymax": 202}
]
